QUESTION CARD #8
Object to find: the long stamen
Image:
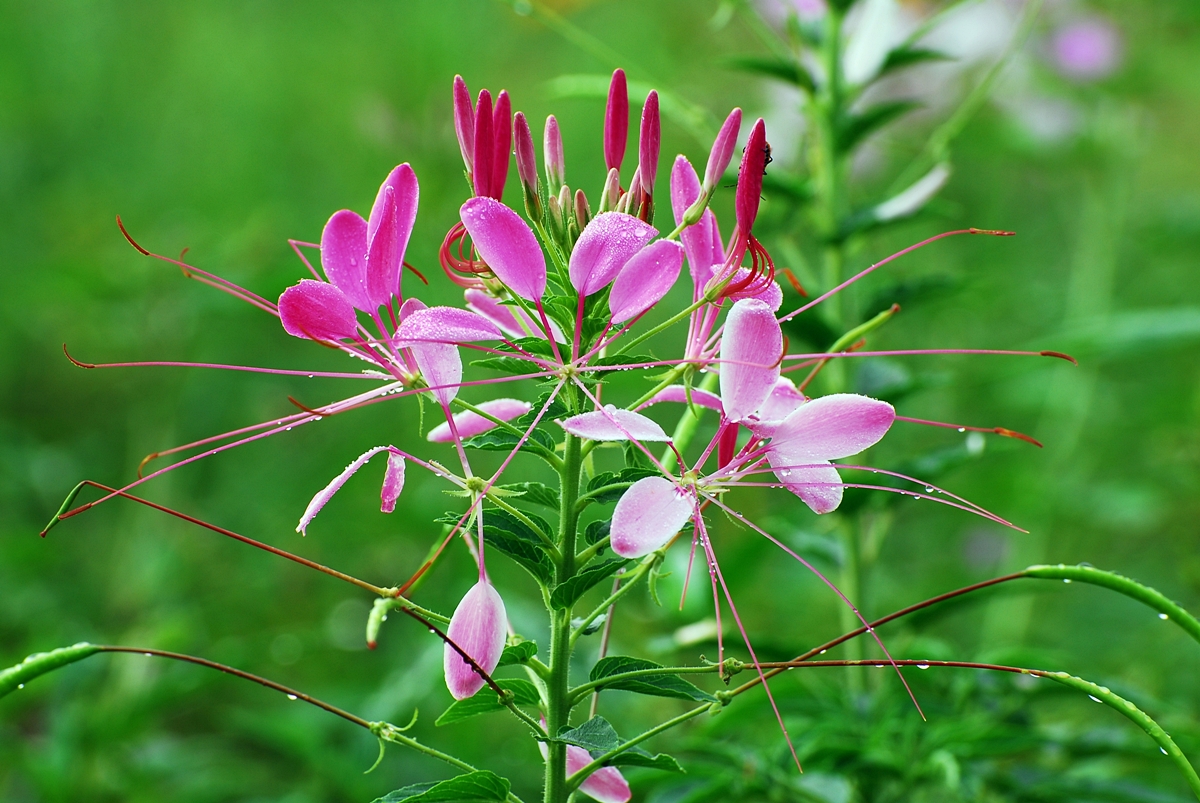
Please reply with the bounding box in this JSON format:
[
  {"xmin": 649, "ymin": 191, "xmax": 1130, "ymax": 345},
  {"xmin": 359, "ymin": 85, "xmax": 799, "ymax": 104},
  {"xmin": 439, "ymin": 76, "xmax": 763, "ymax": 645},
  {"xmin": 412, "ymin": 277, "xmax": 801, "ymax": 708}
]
[
  {"xmin": 63, "ymin": 345, "xmax": 384, "ymax": 380},
  {"xmin": 895, "ymin": 415, "xmax": 1043, "ymax": 447}
]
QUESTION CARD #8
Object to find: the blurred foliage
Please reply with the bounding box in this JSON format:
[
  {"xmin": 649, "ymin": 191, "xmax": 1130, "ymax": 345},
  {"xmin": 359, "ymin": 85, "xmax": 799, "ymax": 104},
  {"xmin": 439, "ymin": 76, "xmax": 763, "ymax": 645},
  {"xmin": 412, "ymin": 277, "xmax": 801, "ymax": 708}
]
[{"xmin": 2, "ymin": 0, "xmax": 1199, "ymax": 801}]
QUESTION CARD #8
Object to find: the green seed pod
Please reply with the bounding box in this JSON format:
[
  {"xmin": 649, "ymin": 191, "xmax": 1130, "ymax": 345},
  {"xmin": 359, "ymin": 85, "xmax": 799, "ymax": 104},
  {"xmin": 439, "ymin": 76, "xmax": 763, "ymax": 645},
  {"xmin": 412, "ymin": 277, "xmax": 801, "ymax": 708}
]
[{"xmin": 0, "ymin": 642, "xmax": 102, "ymax": 698}]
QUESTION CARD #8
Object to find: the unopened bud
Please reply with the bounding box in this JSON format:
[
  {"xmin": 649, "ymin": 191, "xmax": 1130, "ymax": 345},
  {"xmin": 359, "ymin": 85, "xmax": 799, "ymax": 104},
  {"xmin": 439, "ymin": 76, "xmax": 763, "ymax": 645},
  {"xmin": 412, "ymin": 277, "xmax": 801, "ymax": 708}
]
[
  {"xmin": 513, "ymin": 112, "xmax": 542, "ymax": 219},
  {"xmin": 703, "ymin": 107, "xmax": 741, "ymax": 193},
  {"xmin": 490, "ymin": 90, "xmax": 512, "ymax": 200},
  {"xmin": 573, "ymin": 189, "xmax": 592, "ymax": 230},
  {"xmin": 598, "ymin": 167, "xmax": 622, "ymax": 213},
  {"xmin": 603, "ymin": 68, "xmax": 629, "ymax": 172},
  {"xmin": 735, "ymin": 118, "xmax": 768, "ymax": 233},
  {"xmin": 543, "ymin": 115, "xmax": 565, "ymax": 191},
  {"xmin": 637, "ymin": 90, "xmax": 661, "ymax": 198},
  {"xmin": 472, "ymin": 89, "xmax": 494, "ymax": 198},
  {"xmin": 452, "ymin": 76, "xmax": 474, "ymax": 177}
]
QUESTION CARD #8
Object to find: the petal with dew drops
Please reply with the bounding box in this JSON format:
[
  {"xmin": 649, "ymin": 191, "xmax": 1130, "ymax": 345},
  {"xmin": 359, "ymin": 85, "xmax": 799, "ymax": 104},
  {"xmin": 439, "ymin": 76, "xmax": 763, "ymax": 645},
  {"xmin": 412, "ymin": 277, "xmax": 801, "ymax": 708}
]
[
  {"xmin": 460, "ymin": 197, "xmax": 547, "ymax": 301},
  {"xmin": 636, "ymin": 384, "xmax": 724, "ymax": 415},
  {"xmin": 770, "ymin": 393, "xmax": 895, "ymax": 460},
  {"xmin": 611, "ymin": 476, "xmax": 694, "ymax": 558},
  {"xmin": 568, "ymin": 211, "xmax": 657, "ymax": 296},
  {"xmin": 366, "ymin": 163, "xmax": 419, "ymax": 304},
  {"xmin": 746, "ymin": 377, "xmax": 806, "ymax": 437},
  {"xmin": 380, "ymin": 452, "xmax": 405, "ymax": 513},
  {"xmin": 766, "ymin": 454, "xmax": 844, "ymax": 515},
  {"xmin": 297, "ymin": 446, "xmax": 390, "ymax": 535},
  {"xmin": 278, "ymin": 279, "xmax": 360, "ymax": 342},
  {"xmin": 569, "ymin": 745, "xmax": 632, "ymax": 803},
  {"xmin": 444, "ymin": 579, "xmax": 508, "ymax": 700},
  {"xmin": 427, "ymin": 398, "xmax": 532, "ymax": 443},
  {"xmin": 560, "ymin": 405, "xmax": 669, "ymax": 443},
  {"xmin": 365, "ymin": 186, "xmax": 399, "ymax": 309},
  {"xmin": 394, "ymin": 305, "xmax": 503, "ymax": 347},
  {"xmin": 608, "ymin": 239, "xmax": 684, "ymax": 323},
  {"xmin": 411, "ymin": 341, "xmax": 462, "ymax": 408},
  {"xmin": 319, "ymin": 211, "xmax": 370, "ymax": 311},
  {"xmin": 719, "ymin": 298, "xmax": 783, "ymax": 423}
]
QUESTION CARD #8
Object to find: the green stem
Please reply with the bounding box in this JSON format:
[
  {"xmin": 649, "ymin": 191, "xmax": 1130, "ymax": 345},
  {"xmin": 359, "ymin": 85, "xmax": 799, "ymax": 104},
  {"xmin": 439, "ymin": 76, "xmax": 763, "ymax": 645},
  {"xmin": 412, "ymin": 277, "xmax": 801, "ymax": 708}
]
[
  {"xmin": 545, "ymin": 430, "xmax": 584, "ymax": 803},
  {"xmin": 373, "ymin": 722, "xmax": 529, "ymax": 803}
]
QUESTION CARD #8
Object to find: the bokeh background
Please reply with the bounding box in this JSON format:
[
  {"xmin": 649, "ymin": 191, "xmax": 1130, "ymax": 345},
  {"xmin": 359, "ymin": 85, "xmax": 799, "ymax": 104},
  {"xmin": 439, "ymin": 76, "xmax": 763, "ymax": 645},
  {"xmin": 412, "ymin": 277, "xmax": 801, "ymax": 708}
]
[{"xmin": 2, "ymin": 1, "xmax": 1198, "ymax": 801}]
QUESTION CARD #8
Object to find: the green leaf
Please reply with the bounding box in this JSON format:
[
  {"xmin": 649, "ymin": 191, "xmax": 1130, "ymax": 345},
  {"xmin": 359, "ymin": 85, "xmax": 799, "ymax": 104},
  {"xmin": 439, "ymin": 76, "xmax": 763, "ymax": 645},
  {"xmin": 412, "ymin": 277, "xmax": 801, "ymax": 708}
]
[
  {"xmin": 435, "ymin": 678, "xmax": 542, "ymax": 726},
  {"xmin": 462, "ymin": 425, "xmax": 557, "ymax": 457},
  {"xmin": 836, "ymin": 100, "xmax": 920, "ymax": 154},
  {"xmin": 439, "ymin": 509, "xmax": 554, "ymax": 583},
  {"xmin": 0, "ymin": 642, "xmax": 102, "ymax": 698},
  {"xmin": 723, "ymin": 54, "xmax": 814, "ymax": 92},
  {"xmin": 590, "ymin": 353, "xmax": 656, "ymax": 368},
  {"xmin": 497, "ymin": 640, "xmax": 538, "ymax": 667},
  {"xmin": 373, "ymin": 770, "xmax": 511, "ymax": 802},
  {"xmin": 498, "ymin": 481, "xmax": 560, "ymax": 509},
  {"xmin": 551, "ymin": 559, "xmax": 628, "ymax": 610},
  {"xmin": 471, "ymin": 355, "xmax": 542, "ymax": 375},
  {"xmin": 589, "ymin": 656, "xmax": 716, "ymax": 702},
  {"xmin": 583, "ymin": 519, "xmax": 610, "ymax": 547},
  {"xmin": 557, "ymin": 716, "xmax": 685, "ymax": 774},
  {"xmin": 583, "ymin": 468, "xmax": 658, "ymax": 506},
  {"xmin": 623, "ymin": 441, "xmax": 655, "ymax": 471},
  {"xmin": 878, "ymin": 45, "xmax": 952, "ymax": 79}
]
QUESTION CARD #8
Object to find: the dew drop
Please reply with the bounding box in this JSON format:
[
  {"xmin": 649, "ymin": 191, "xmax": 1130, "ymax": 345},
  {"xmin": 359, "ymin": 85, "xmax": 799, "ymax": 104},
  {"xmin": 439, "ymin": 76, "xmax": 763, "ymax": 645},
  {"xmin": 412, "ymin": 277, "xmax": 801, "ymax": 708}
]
[
  {"xmin": 17, "ymin": 683, "xmax": 24, "ymax": 689},
  {"xmin": 957, "ymin": 427, "xmax": 966, "ymax": 433},
  {"xmin": 287, "ymin": 694, "xmax": 298, "ymax": 701},
  {"xmin": 1063, "ymin": 578, "xmax": 1072, "ymax": 583},
  {"xmin": 308, "ymin": 374, "xmax": 314, "ymax": 379},
  {"xmin": 1161, "ymin": 747, "xmax": 1169, "ymax": 755},
  {"xmin": 917, "ymin": 663, "xmax": 930, "ymax": 670},
  {"xmin": 1088, "ymin": 694, "xmax": 1102, "ymax": 703},
  {"xmin": 429, "ymin": 628, "xmax": 436, "ymax": 634},
  {"xmin": 924, "ymin": 486, "xmax": 934, "ymax": 493},
  {"xmin": 819, "ymin": 649, "xmax": 827, "ymax": 655},
  {"xmin": 1158, "ymin": 613, "xmax": 1169, "ymax": 620},
  {"xmin": 144, "ymin": 652, "xmax": 153, "ymax": 657},
  {"xmin": 285, "ymin": 426, "xmax": 293, "ymax": 431}
]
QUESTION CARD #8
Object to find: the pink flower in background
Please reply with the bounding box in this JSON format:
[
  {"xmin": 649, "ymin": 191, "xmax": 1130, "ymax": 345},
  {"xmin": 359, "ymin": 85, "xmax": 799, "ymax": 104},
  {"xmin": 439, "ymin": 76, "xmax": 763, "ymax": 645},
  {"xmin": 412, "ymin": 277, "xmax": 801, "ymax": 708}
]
[{"xmin": 1052, "ymin": 17, "xmax": 1122, "ymax": 80}]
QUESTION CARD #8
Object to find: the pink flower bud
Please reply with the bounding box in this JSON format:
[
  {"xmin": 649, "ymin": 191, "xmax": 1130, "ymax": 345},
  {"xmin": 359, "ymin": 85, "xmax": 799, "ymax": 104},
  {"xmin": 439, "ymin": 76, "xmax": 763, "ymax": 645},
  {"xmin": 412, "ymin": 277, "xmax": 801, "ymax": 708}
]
[
  {"xmin": 543, "ymin": 115, "xmax": 565, "ymax": 190},
  {"xmin": 444, "ymin": 579, "xmax": 508, "ymax": 700},
  {"xmin": 573, "ymin": 189, "xmax": 591, "ymax": 230},
  {"xmin": 453, "ymin": 75, "xmax": 474, "ymax": 175},
  {"xmin": 603, "ymin": 68, "xmax": 629, "ymax": 172},
  {"xmin": 472, "ymin": 90, "xmax": 494, "ymax": 198},
  {"xmin": 703, "ymin": 108, "xmax": 742, "ymax": 192},
  {"xmin": 513, "ymin": 112, "xmax": 538, "ymax": 194},
  {"xmin": 380, "ymin": 452, "xmax": 405, "ymax": 513},
  {"xmin": 636, "ymin": 90, "xmax": 661, "ymax": 199},
  {"xmin": 735, "ymin": 118, "xmax": 768, "ymax": 233},
  {"xmin": 598, "ymin": 167, "xmax": 621, "ymax": 213},
  {"xmin": 490, "ymin": 90, "xmax": 512, "ymax": 200}
]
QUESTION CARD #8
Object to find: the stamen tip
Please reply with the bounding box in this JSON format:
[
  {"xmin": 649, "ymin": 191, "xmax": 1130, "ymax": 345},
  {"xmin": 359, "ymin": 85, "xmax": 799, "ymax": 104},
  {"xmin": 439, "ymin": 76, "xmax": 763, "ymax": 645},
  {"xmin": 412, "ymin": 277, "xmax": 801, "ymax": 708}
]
[
  {"xmin": 994, "ymin": 428, "xmax": 1044, "ymax": 448},
  {"xmin": 62, "ymin": 344, "xmax": 95, "ymax": 369},
  {"xmin": 1040, "ymin": 350, "xmax": 1078, "ymax": 366},
  {"xmin": 115, "ymin": 215, "xmax": 152, "ymax": 255},
  {"xmin": 968, "ymin": 227, "xmax": 1016, "ymax": 237}
]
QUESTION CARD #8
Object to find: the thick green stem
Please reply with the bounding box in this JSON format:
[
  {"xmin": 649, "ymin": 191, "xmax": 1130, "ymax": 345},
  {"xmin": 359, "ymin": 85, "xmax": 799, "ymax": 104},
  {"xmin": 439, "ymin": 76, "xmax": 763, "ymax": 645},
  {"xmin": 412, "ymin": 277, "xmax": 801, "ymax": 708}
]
[{"xmin": 545, "ymin": 430, "xmax": 583, "ymax": 803}]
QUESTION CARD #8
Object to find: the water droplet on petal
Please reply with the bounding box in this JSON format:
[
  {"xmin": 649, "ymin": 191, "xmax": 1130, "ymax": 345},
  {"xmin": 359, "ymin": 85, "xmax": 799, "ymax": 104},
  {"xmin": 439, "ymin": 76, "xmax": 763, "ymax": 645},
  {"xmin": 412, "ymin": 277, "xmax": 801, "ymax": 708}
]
[{"xmin": 287, "ymin": 694, "xmax": 298, "ymax": 701}]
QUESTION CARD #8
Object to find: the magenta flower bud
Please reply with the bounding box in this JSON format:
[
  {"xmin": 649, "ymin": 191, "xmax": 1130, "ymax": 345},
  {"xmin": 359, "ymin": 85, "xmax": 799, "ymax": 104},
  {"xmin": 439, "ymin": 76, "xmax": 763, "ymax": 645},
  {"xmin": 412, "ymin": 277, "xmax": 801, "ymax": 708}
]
[
  {"xmin": 603, "ymin": 68, "xmax": 629, "ymax": 172},
  {"xmin": 380, "ymin": 452, "xmax": 405, "ymax": 513},
  {"xmin": 735, "ymin": 118, "xmax": 768, "ymax": 233},
  {"xmin": 598, "ymin": 167, "xmax": 621, "ymax": 213},
  {"xmin": 543, "ymin": 114, "xmax": 565, "ymax": 191},
  {"xmin": 453, "ymin": 75, "xmax": 474, "ymax": 175},
  {"xmin": 444, "ymin": 579, "xmax": 508, "ymax": 700},
  {"xmin": 472, "ymin": 90, "xmax": 494, "ymax": 198},
  {"xmin": 636, "ymin": 90, "xmax": 661, "ymax": 199},
  {"xmin": 490, "ymin": 90, "xmax": 512, "ymax": 200},
  {"xmin": 703, "ymin": 107, "xmax": 742, "ymax": 193}
]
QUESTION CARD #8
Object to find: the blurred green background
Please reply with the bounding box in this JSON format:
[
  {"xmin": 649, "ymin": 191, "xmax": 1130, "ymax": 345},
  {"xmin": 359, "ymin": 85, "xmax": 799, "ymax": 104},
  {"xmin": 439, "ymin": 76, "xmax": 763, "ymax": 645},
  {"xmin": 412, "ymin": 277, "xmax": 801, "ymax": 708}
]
[{"xmin": 2, "ymin": 0, "xmax": 1198, "ymax": 801}]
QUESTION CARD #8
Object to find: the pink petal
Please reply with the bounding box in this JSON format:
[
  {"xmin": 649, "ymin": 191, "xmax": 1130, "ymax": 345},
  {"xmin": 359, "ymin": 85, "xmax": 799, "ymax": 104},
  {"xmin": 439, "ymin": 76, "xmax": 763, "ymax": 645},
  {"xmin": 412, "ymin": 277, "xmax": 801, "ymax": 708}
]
[
  {"xmin": 769, "ymin": 393, "xmax": 895, "ymax": 460},
  {"xmin": 394, "ymin": 305, "xmax": 503, "ymax": 347},
  {"xmin": 703, "ymin": 108, "xmax": 742, "ymax": 191},
  {"xmin": 427, "ymin": 398, "xmax": 532, "ymax": 443},
  {"xmin": 364, "ymin": 186, "xmax": 399, "ymax": 308},
  {"xmin": 411, "ymin": 341, "xmax": 462, "ymax": 407},
  {"xmin": 567, "ymin": 211, "xmax": 658, "ymax": 296},
  {"xmin": 611, "ymin": 476, "xmax": 694, "ymax": 558},
  {"xmin": 464, "ymin": 289, "xmax": 564, "ymax": 342},
  {"xmin": 544, "ymin": 115, "xmax": 565, "ymax": 189},
  {"xmin": 296, "ymin": 446, "xmax": 390, "ymax": 535},
  {"xmin": 319, "ymin": 210, "xmax": 370, "ymax": 311},
  {"xmin": 559, "ymin": 405, "xmax": 669, "ymax": 443},
  {"xmin": 765, "ymin": 454, "xmax": 844, "ymax": 515},
  {"xmin": 569, "ymin": 746, "xmax": 632, "ymax": 803},
  {"xmin": 444, "ymin": 579, "xmax": 508, "ymax": 700},
  {"xmin": 460, "ymin": 197, "xmax": 547, "ymax": 301},
  {"xmin": 725, "ymin": 270, "xmax": 783, "ymax": 311},
  {"xmin": 278, "ymin": 279, "xmax": 360, "ymax": 342},
  {"xmin": 636, "ymin": 384, "xmax": 724, "ymax": 415},
  {"xmin": 719, "ymin": 298, "xmax": 782, "ymax": 423},
  {"xmin": 380, "ymin": 452, "xmax": 405, "ymax": 513},
  {"xmin": 366, "ymin": 163, "xmax": 419, "ymax": 303},
  {"xmin": 745, "ymin": 377, "xmax": 806, "ymax": 437},
  {"xmin": 608, "ymin": 239, "xmax": 684, "ymax": 323},
  {"xmin": 669, "ymin": 157, "xmax": 721, "ymax": 290}
]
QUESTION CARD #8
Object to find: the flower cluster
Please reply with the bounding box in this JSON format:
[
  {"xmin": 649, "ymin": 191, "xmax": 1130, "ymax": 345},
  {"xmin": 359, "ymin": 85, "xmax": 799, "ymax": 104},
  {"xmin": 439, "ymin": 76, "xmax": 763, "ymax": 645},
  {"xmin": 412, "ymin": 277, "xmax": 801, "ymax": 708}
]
[{"xmin": 67, "ymin": 67, "xmax": 1064, "ymax": 800}]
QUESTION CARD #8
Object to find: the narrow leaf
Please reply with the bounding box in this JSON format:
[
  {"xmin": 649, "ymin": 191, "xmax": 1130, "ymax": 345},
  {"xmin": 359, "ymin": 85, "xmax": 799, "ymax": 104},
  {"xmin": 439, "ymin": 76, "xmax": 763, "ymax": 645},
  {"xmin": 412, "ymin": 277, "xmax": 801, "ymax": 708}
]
[
  {"xmin": 878, "ymin": 45, "xmax": 951, "ymax": 78},
  {"xmin": 435, "ymin": 678, "xmax": 542, "ymax": 726},
  {"xmin": 498, "ymin": 481, "xmax": 560, "ymax": 509},
  {"xmin": 723, "ymin": 54, "xmax": 815, "ymax": 92},
  {"xmin": 373, "ymin": 770, "xmax": 512, "ymax": 802},
  {"xmin": 551, "ymin": 559, "xmax": 628, "ymax": 610},
  {"xmin": 836, "ymin": 100, "xmax": 920, "ymax": 154},
  {"xmin": 589, "ymin": 656, "xmax": 716, "ymax": 702}
]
